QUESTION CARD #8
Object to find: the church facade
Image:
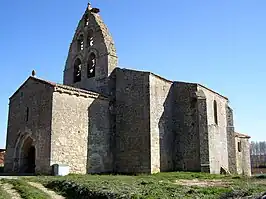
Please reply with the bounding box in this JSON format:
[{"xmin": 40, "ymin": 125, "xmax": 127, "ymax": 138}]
[{"xmin": 4, "ymin": 3, "xmax": 251, "ymax": 176}]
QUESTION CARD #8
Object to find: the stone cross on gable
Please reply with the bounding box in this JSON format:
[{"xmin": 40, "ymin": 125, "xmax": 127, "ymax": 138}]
[
  {"xmin": 87, "ymin": 2, "xmax": 92, "ymax": 10},
  {"xmin": 31, "ymin": 70, "xmax": 36, "ymax": 77}
]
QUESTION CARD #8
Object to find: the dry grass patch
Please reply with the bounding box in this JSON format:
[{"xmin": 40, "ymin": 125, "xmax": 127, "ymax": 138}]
[
  {"xmin": 174, "ymin": 179, "xmax": 232, "ymax": 187},
  {"xmin": 0, "ymin": 183, "xmax": 12, "ymax": 199}
]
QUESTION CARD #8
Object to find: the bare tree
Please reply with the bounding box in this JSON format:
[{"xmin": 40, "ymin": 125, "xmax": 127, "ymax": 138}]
[{"xmin": 250, "ymin": 141, "xmax": 266, "ymax": 168}]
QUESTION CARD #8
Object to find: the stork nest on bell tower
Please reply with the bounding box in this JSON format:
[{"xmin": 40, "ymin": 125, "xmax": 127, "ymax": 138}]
[{"xmin": 88, "ymin": 2, "xmax": 100, "ymax": 13}]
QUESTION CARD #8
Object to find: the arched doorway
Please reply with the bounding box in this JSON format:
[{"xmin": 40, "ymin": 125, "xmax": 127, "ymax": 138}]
[
  {"xmin": 25, "ymin": 146, "xmax": 35, "ymax": 173},
  {"xmin": 20, "ymin": 136, "xmax": 36, "ymax": 173}
]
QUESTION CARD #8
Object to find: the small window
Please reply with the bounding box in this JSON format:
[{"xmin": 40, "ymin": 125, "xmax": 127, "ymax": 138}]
[
  {"xmin": 26, "ymin": 107, "xmax": 29, "ymax": 122},
  {"xmin": 190, "ymin": 98, "xmax": 197, "ymax": 109},
  {"xmin": 73, "ymin": 58, "xmax": 82, "ymax": 83},
  {"xmin": 20, "ymin": 92, "xmax": 23, "ymax": 102},
  {"xmin": 238, "ymin": 141, "xmax": 242, "ymax": 152},
  {"xmin": 87, "ymin": 53, "xmax": 96, "ymax": 78},
  {"xmin": 77, "ymin": 34, "xmax": 84, "ymax": 51},
  {"xmin": 84, "ymin": 14, "xmax": 89, "ymax": 26},
  {"xmin": 213, "ymin": 100, "xmax": 218, "ymax": 125},
  {"xmin": 87, "ymin": 29, "xmax": 94, "ymax": 47}
]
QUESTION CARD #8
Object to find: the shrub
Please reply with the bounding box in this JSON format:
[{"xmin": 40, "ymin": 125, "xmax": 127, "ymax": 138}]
[{"xmin": 255, "ymin": 175, "xmax": 266, "ymax": 179}]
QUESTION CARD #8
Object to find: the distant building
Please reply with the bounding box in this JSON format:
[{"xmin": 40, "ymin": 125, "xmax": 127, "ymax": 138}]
[
  {"xmin": 0, "ymin": 149, "xmax": 5, "ymax": 166},
  {"xmin": 4, "ymin": 3, "xmax": 251, "ymax": 176}
]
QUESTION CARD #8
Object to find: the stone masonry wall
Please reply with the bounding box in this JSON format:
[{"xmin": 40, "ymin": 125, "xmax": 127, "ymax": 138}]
[
  {"xmin": 198, "ymin": 85, "xmax": 229, "ymax": 174},
  {"xmin": 226, "ymin": 106, "xmax": 237, "ymax": 173},
  {"xmin": 172, "ymin": 82, "xmax": 201, "ymax": 172},
  {"xmin": 241, "ymin": 138, "xmax": 251, "ymax": 176},
  {"xmin": 63, "ymin": 8, "xmax": 118, "ymax": 95},
  {"xmin": 235, "ymin": 137, "xmax": 251, "ymax": 176},
  {"xmin": 87, "ymin": 94, "xmax": 113, "ymax": 173},
  {"xmin": 51, "ymin": 90, "xmax": 111, "ymax": 174},
  {"xmin": 115, "ymin": 69, "xmax": 151, "ymax": 173},
  {"xmin": 235, "ymin": 137, "xmax": 243, "ymax": 175},
  {"xmin": 195, "ymin": 89, "xmax": 210, "ymax": 173},
  {"xmin": 149, "ymin": 74, "xmax": 173, "ymax": 173},
  {"xmin": 5, "ymin": 78, "xmax": 53, "ymax": 174}
]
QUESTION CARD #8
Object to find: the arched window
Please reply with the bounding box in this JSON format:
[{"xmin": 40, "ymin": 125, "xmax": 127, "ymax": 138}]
[
  {"xmin": 87, "ymin": 53, "xmax": 96, "ymax": 78},
  {"xmin": 87, "ymin": 29, "xmax": 94, "ymax": 47},
  {"xmin": 213, "ymin": 100, "xmax": 218, "ymax": 125},
  {"xmin": 77, "ymin": 34, "xmax": 84, "ymax": 51},
  {"xmin": 73, "ymin": 58, "xmax": 82, "ymax": 83}
]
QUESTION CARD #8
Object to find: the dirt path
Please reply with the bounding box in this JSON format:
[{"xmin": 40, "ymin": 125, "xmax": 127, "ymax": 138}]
[
  {"xmin": 0, "ymin": 176, "xmax": 18, "ymax": 179},
  {"xmin": 0, "ymin": 182, "xmax": 21, "ymax": 199},
  {"xmin": 27, "ymin": 182, "xmax": 65, "ymax": 199}
]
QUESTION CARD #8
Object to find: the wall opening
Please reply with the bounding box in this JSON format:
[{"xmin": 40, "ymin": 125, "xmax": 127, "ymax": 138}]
[
  {"xmin": 77, "ymin": 34, "xmax": 84, "ymax": 51},
  {"xmin": 87, "ymin": 53, "xmax": 96, "ymax": 78},
  {"xmin": 213, "ymin": 100, "xmax": 218, "ymax": 125},
  {"xmin": 20, "ymin": 137, "xmax": 35, "ymax": 173},
  {"xmin": 87, "ymin": 29, "xmax": 94, "ymax": 47},
  {"xmin": 84, "ymin": 14, "xmax": 89, "ymax": 26},
  {"xmin": 73, "ymin": 58, "xmax": 82, "ymax": 83},
  {"xmin": 238, "ymin": 141, "xmax": 242, "ymax": 152}
]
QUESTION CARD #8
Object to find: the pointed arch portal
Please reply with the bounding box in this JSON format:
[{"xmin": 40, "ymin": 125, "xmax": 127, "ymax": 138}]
[{"xmin": 13, "ymin": 134, "xmax": 36, "ymax": 173}]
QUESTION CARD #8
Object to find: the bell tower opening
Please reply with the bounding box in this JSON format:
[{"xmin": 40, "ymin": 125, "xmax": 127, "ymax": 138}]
[
  {"xmin": 87, "ymin": 29, "xmax": 94, "ymax": 47},
  {"xmin": 63, "ymin": 2, "xmax": 118, "ymax": 95},
  {"xmin": 77, "ymin": 34, "xmax": 84, "ymax": 51},
  {"xmin": 73, "ymin": 58, "xmax": 82, "ymax": 83},
  {"xmin": 87, "ymin": 53, "xmax": 96, "ymax": 78}
]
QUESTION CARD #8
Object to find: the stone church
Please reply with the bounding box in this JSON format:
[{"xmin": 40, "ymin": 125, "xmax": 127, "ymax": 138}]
[{"xmin": 4, "ymin": 3, "xmax": 251, "ymax": 176}]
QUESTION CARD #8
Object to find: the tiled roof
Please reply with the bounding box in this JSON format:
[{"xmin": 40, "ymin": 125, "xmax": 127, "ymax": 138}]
[
  {"xmin": 235, "ymin": 132, "xmax": 251, "ymax": 139},
  {"xmin": 196, "ymin": 83, "xmax": 228, "ymax": 100},
  {"xmin": 10, "ymin": 76, "xmax": 108, "ymax": 100},
  {"xmin": 31, "ymin": 77, "xmax": 107, "ymax": 98},
  {"xmin": 54, "ymin": 83, "xmax": 107, "ymax": 99}
]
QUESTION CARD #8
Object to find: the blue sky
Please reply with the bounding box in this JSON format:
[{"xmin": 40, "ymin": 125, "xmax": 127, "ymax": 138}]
[{"xmin": 0, "ymin": 0, "xmax": 265, "ymax": 148}]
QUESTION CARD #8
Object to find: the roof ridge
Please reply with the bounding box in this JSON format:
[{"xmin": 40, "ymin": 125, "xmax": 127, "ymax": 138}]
[
  {"xmin": 235, "ymin": 132, "xmax": 251, "ymax": 138},
  {"xmin": 10, "ymin": 76, "xmax": 108, "ymax": 100}
]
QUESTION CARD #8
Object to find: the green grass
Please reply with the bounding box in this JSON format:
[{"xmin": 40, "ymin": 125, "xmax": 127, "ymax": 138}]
[
  {"xmin": 1, "ymin": 179, "xmax": 51, "ymax": 199},
  {"xmin": 22, "ymin": 172, "xmax": 266, "ymax": 199}
]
